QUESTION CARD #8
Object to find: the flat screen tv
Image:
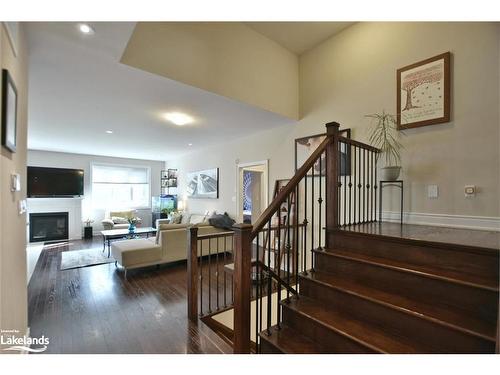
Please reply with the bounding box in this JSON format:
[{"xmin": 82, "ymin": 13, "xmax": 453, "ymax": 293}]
[{"xmin": 27, "ymin": 166, "xmax": 84, "ymax": 197}]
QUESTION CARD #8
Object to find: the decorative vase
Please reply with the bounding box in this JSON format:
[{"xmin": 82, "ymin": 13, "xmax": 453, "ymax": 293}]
[
  {"xmin": 128, "ymin": 223, "xmax": 136, "ymax": 233},
  {"xmin": 381, "ymin": 166, "xmax": 401, "ymax": 181}
]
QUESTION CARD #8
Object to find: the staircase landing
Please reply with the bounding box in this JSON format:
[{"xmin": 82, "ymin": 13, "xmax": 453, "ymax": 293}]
[{"xmin": 338, "ymin": 222, "xmax": 499, "ymax": 251}]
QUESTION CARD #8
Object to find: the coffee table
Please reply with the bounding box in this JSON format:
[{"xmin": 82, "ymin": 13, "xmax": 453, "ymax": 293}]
[{"xmin": 101, "ymin": 227, "xmax": 157, "ymax": 257}]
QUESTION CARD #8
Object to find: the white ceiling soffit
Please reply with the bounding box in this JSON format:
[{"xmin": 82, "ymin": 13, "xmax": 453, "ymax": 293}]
[
  {"xmin": 26, "ymin": 22, "xmax": 293, "ymax": 161},
  {"xmin": 245, "ymin": 22, "xmax": 354, "ymax": 55}
]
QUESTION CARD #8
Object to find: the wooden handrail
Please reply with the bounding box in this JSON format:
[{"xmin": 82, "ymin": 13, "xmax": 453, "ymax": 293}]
[
  {"xmin": 337, "ymin": 135, "xmax": 381, "ymax": 153},
  {"xmin": 250, "ymin": 135, "xmax": 333, "ymax": 238}
]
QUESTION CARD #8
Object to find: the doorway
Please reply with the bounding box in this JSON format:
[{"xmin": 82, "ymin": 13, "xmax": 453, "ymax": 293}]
[{"xmin": 237, "ymin": 160, "xmax": 268, "ymax": 224}]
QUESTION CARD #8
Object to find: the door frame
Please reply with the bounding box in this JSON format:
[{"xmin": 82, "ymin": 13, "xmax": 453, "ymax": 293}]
[{"xmin": 236, "ymin": 160, "xmax": 269, "ymax": 223}]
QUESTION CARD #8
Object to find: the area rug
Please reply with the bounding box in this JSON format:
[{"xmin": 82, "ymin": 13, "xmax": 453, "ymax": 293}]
[{"xmin": 60, "ymin": 248, "xmax": 115, "ymax": 270}]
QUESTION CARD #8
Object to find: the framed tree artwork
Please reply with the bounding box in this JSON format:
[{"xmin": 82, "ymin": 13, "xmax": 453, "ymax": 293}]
[
  {"xmin": 1, "ymin": 69, "xmax": 18, "ymax": 153},
  {"xmin": 295, "ymin": 128, "xmax": 351, "ymax": 176},
  {"xmin": 397, "ymin": 52, "xmax": 451, "ymax": 130}
]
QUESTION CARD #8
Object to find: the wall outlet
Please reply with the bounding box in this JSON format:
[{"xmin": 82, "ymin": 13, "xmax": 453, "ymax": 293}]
[
  {"xmin": 427, "ymin": 185, "xmax": 438, "ymax": 199},
  {"xmin": 464, "ymin": 185, "xmax": 476, "ymax": 197}
]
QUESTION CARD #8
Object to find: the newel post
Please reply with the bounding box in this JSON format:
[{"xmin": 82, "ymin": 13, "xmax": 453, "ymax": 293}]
[
  {"xmin": 325, "ymin": 122, "xmax": 340, "ymax": 246},
  {"xmin": 187, "ymin": 226, "xmax": 199, "ymax": 322},
  {"xmin": 232, "ymin": 223, "xmax": 253, "ymax": 354}
]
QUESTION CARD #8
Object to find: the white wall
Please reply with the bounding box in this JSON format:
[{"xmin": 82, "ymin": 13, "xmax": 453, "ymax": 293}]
[
  {"xmin": 167, "ymin": 22, "xmax": 500, "ymax": 230},
  {"xmin": 27, "ymin": 150, "xmax": 165, "ymax": 230}
]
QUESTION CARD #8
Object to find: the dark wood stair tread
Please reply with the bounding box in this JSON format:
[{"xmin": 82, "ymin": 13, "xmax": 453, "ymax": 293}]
[
  {"xmin": 259, "ymin": 325, "xmax": 328, "ymax": 354},
  {"xmin": 301, "ymin": 271, "xmax": 496, "ymax": 341},
  {"xmin": 321, "ymin": 248, "xmax": 499, "ymax": 291},
  {"xmin": 284, "ymin": 296, "xmax": 432, "ymax": 353}
]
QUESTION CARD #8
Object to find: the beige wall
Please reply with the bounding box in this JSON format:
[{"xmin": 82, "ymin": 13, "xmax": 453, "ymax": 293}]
[
  {"xmin": 121, "ymin": 22, "xmax": 299, "ymax": 120},
  {"xmin": 0, "ymin": 23, "xmax": 29, "ymax": 346},
  {"xmin": 169, "ymin": 22, "xmax": 499, "ymax": 225}
]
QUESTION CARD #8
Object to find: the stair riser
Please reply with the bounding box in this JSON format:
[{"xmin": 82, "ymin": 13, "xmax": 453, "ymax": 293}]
[
  {"xmin": 259, "ymin": 338, "xmax": 284, "ymax": 354},
  {"xmin": 281, "ymin": 305, "xmax": 377, "ymax": 353},
  {"xmin": 328, "ymin": 232, "xmax": 499, "ymax": 285},
  {"xmin": 314, "ymin": 251, "xmax": 498, "ymax": 329},
  {"xmin": 300, "ymin": 276, "xmax": 495, "ymax": 353}
]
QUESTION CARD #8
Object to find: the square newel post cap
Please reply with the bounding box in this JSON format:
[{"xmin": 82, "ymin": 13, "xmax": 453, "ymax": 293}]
[{"xmin": 325, "ymin": 121, "xmax": 340, "ymax": 134}]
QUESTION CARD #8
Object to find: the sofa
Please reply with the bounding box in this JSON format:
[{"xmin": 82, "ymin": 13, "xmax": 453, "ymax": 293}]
[
  {"xmin": 101, "ymin": 209, "xmax": 142, "ymax": 230},
  {"xmin": 111, "ymin": 221, "xmax": 233, "ymax": 277}
]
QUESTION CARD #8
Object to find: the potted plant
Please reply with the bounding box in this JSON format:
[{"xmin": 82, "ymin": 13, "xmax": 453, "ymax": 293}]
[
  {"xmin": 83, "ymin": 218, "xmax": 94, "ymax": 239},
  {"xmin": 366, "ymin": 111, "xmax": 405, "ymax": 181},
  {"xmin": 127, "ymin": 217, "xmax": 141, "ymax": 233}
]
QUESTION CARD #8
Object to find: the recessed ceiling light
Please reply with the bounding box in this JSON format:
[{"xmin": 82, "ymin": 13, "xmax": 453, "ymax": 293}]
[
  {"xmin": 188, "ymin": 143, "xmax": 193, "ymax": 146},
  {"xmin": 105, "ymin": 130, "xmax": 113, "ymax": 134},
  {"xmin": 78, "ymin": 23, "xmax": 95, "ymax": 35},
  {"xmin": 163, "ymin": 112, "xmax": 193, "ymax": 126}
]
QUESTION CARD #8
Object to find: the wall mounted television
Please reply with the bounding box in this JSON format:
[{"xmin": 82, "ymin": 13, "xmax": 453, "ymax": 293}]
[{"xmin": 27, "ymin": 166, "xmax": 84, "ymax": 197}]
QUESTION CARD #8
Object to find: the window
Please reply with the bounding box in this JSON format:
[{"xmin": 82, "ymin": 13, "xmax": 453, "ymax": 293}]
[{"xmin": 92, "ymin": 164, "xmax": 150, "ymax": 209}]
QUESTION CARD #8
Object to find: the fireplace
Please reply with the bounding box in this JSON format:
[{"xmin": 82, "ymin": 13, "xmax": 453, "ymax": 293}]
[{"xmin": 29, "ymin": 212, "xmax": 69, "ymax": 243}]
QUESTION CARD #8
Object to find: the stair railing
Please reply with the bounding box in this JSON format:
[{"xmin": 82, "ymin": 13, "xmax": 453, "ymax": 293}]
[{"xmin": 186, "ymin": 121, "xmax": 380, "ymax": 353}]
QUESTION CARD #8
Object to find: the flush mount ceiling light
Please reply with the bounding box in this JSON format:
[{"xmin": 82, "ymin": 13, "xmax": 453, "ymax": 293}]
[
  {"xmin": 78, "ymin": 23, "xmax": 95, "ymax": 35},
  {"xmin": 188, "ymin": 143, "xmax": 193, "ymax": 146},
  {"xmin": 163, "ymin": 112, "xmax": 193, "ymax": 126},
  {"xmin": 105, "ymin": 130, "xmax": 113, "ymax": 134}
]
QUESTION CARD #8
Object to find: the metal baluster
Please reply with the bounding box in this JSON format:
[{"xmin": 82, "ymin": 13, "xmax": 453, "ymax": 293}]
[
  {"xmin": 318, "ymin": 152, "xmax": 323, "ymax": 248},
  {"xmin": 277, "ymin": 201, "xmax": 281, "ymax": 328},
  {"xmin": 208, "ymin": 239, "xmax": 212, "ymax": 313},
  {"xmin": 371, "ymin": 151, "xmax": 375, "ymax": 222},
  {"xmin": 310, "ymin": 165, "xmax": 315, "ymax": 271},
  {"xmin": 259, "ymin": 232, "xmax": 263, "ymax": 347},
  {"xmin": 358, "ymin": 146, "xmax": 362, "ymax": 224},
  {"xmin": 303, "ymin": 178, "xmax": 308, "ymax": 275},
  {"xmin": 343, "ymin": 142, "xmax": 347, "ymax": 226},
  {"xmin": 199, "ymin": 240, "xmax": 203, "ymax": 316},
  {"xmin": 353, "ymin": 145, "xmax": 357, "ymax": 224},
  {"xmin": 256, "ymin": 230, "xmax": 260, "ymax": 350},
  {"xmin": 374, "ymin": 153, "xmax": 378, "ymax": 222},
  {"xmin": 295, "ymin": 184, "xmax": 300, "ymax": 289},
  {"xmin": 267, "ymin": 220, "xmax": 272, "ymax": 335},
  {"xmin": 223, "ymin": 236, "xmax": 227, "ymax": 307},
  {"xmin": 216, "ymin": 237, "xmax": 219, "ymax": 310},
  {"xmin": 349, "ymin": 143, "xmax": 352, "ymax": 226},
  {"xmin": 286, "ymin": 194, "xmax": 292, "ymax": 301}
]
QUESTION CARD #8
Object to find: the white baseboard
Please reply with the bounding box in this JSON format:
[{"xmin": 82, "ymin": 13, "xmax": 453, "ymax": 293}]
[{"xmin": 381, "ymin": 211, "xmax": 500, "ymax": 232}]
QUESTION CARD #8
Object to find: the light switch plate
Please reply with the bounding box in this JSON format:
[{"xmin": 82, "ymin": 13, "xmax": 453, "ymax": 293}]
[
  {"xmin": 19, "ymin": 199, "xmax": 27, "ymax": 214},
  {"xmin": 465, "ymin": 185, "xmax": 476, "ymax": 197},
  {"xmin": 11, "ymin": 173, "xmax": 21, "ymax": 192},
  {"xmin": 427, "ymin": 185, "xmax": 438, "ymax": 199}
]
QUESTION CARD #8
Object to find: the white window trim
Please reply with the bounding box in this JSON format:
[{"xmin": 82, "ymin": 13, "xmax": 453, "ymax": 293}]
[{"xmin": 90, "ymin": 162, "xmax": 152, "ymax": 210}]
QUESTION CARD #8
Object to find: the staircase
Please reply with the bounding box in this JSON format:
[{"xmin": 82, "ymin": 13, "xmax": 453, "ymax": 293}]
[
  {"xmin": 188, "ymin": 121, "xmax": 500, "ymax": 354},
  {"xmin": 259, "ymin": 228, "xmax": 499, "ymax": 353}
]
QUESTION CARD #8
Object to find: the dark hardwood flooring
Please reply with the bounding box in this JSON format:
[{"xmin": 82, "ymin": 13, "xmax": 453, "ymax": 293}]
[
  {"xmin": 340, "ymin": 222, "xmax": 499, "ymax": 250},
  {"xmin": 28, "ymin": 238, "xmax": 232, "ymax": 354}
]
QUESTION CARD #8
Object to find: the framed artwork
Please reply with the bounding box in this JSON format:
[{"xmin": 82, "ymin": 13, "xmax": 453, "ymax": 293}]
[
  {"xmin": 160, "ymin": 170, "xmax": 168, "ymax": 179},
  {"xmin": 167, "ymin": 169, "xmax": 178, "ymax": 179},
  {"xmin": 295, "ymin": 129, "xmax": 351, "ymax": 177},
  {"xmin": 2, "ymin": 69, "xmax": 18, "ymax": 153},
  {"xmin": 397, "ymin": 52, "xmax": 451, "ymax": 130},
  {"xmin": 167, "ymin": 178, "xmax": 177, "ymax": 188},
  {"xmin": 186, "ymin": 168, "xmax": 219, "ymax": 199}
]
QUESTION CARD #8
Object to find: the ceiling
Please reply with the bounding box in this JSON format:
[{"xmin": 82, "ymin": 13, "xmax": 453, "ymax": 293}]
[
  {"xmin": 245, "ymin": 22, "xmax": 354, "ymax": 55},
  {"xmin": 26, "ymin": 22, "xmax": 293, "ymax": 161}
]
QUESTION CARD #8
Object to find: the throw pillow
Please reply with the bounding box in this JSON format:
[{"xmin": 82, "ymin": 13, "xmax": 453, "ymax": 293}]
[
  {"xmin": 208, "ymin": 212, "xmax": 236, "ymax": 230},
  {"xmin": 111, "ymin": 216, "xmax": 128, "ymax": 224},
  {"xmin": 170, "ymin": 212, "xmax": 182, "ymax": 224},
  {"xmin": 189, "ymin": 214, "xmax": 207, "ymax": 225}
]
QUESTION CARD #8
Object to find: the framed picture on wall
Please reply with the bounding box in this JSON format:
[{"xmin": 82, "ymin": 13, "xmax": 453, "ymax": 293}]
[
  {"xmin": 294, "ymin": 129, "xmax": 351, "ymax": 176},
  {"xmin": 1, "ymin": 69, "xmax": 18, "ymax": 153},
  {"xmin": 186, "ymin": 168, "xmax": 219, "ymax": 199},
  {"xmin": 397, "ymin": 52, "xmax": 451, "ymax": 130}
]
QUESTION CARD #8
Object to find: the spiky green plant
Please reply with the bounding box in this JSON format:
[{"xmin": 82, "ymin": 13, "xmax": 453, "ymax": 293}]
[{"xmin": 365, "ymin": 111, "xmax": 404, "ymax": 166}]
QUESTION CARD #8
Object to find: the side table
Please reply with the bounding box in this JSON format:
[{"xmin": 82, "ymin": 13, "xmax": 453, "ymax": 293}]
[{"xmin": 379, "ymin": 180, "xmax": 403, "ymax": 224}]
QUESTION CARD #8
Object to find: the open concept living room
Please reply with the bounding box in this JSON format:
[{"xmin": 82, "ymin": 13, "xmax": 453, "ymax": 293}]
[{"xmin": 0, "ymin": 1, "xmax": 499, "ymax": 374}]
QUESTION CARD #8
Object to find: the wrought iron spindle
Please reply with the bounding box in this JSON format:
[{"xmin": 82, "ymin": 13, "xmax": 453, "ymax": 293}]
[
  {"xmin": 286, "ymin": 194, "xmax": 292, "ymax": 301},
  {"xmin": 374, "ymin": 153, "xmax": 378, "ymax": 222},
  {"xmin": 266, "ymin": 220, "xmax": 272, "ymax": 335},
  {"xmin": 255, "ymin": 230, "xmax": 260, "ymax": 349},
  {"xmin": 295, "ymin": 184, "xmax": 300, "ymax": 287},
  {"xmin": 318, "ymin": 152, "xmax": 323, "ymax": 248},
  {"xmin": 358, "ymin": 146, "xmax": 362, "ymax": 224},
  {"xmin": 223, "ymin": 236, "xmax": 227, "ymax": 307},
  {"xmin": 208, "ymin": 238, "xmax": 212, "ymax": 313},
  {"xmin": 349, "ymin": 143, "xmax": 352, "ymax": 226},
  {"xmin": 343, "ymin": 142, "xmax": 347, "ymax": 226},
  {"xmin": 303, "ymin": 178, "xmax": 308, "ymax": 275},
  {"xmin": 353, "ymin": 144, "xmax": 357, "ymax": 224},
  {"xmin": 199, "ymin": 240, "xmax": 203, "ymax": 316},
  {"xmin": 216, "ymin": 237, "xmax": 219, "ymax": 309},
  {"xmin": 310, "ymin": 164, "xmax": 315, "ymax": 271},
  {"xmin": 277, "ymin": 201, "xmax": 281, "ymax": 328}
]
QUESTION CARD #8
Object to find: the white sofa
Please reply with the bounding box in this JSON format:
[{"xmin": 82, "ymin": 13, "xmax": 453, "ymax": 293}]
[
  {"xmin": 101, "ymin": 209, "xmax": 142, "ymax": 230},
  {"xmin": 111, "ymin": 221, "xmax": 232, "ymax": 277}
]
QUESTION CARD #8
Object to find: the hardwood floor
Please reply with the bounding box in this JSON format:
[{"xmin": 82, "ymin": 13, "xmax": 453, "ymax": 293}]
[{"xmin": 28, "ymin": 238, "xmax": 232, "ymax": 354}]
